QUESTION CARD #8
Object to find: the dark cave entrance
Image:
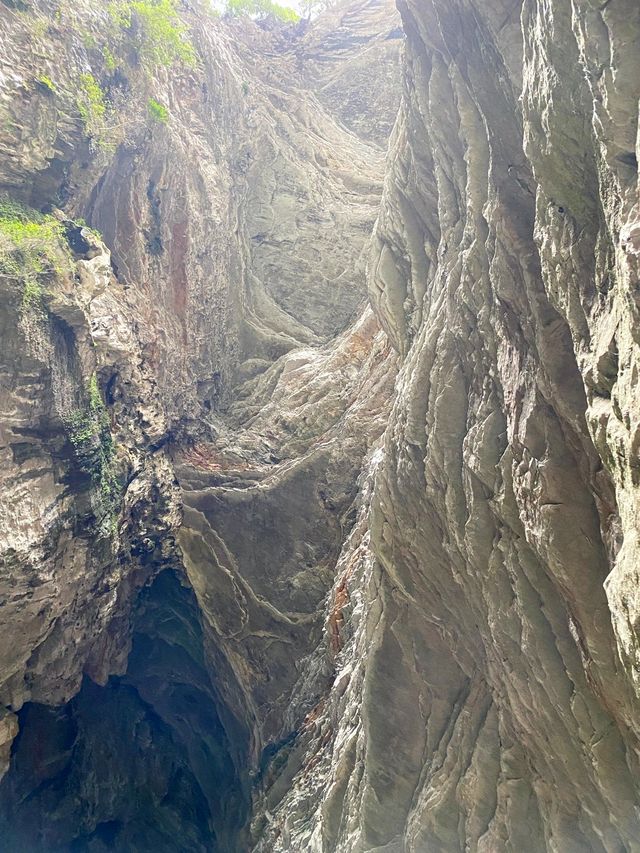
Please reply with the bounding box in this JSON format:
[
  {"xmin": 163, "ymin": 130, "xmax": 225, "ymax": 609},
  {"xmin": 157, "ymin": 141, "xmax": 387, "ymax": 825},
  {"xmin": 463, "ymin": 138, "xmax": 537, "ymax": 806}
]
[{"xmin": 0, "ymin": 571, "xmax": 250, "ymax": 852}]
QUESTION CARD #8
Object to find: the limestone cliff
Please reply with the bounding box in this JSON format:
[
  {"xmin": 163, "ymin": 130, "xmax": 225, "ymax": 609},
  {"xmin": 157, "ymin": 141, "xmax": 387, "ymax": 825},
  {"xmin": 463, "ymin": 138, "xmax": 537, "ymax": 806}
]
[
  {"xmin": 1, "ymin": 0, "xmax": 640, "ymax": 851},
  {"xmin": 0, "ymin": 0, "xmax": 402, "ymax": 849},
  {"xmin": 254, "ymin": 1, "xmax": 640, "ymax": 851}
]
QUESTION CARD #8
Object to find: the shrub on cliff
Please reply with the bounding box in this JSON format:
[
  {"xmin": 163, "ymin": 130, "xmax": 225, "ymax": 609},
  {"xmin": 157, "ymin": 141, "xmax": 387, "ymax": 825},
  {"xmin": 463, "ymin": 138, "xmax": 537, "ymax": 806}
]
[
  {"xmin": 147, "ymin": 97, "xmax": 169, "ymax": 123},
  {"xmin": 224, "ymin": 0, "xmax": 299, "ymax": 24},
  {"xmin": 0, "ymin": 198, "xmax": 70, "ymax": 306},
  {"xmin": 108, "ymin": 0, "xmax": 197, "ymax": 69},
  {"xmin": 76, "ymin": 73, "xmax": 108, "ymax": 141}
]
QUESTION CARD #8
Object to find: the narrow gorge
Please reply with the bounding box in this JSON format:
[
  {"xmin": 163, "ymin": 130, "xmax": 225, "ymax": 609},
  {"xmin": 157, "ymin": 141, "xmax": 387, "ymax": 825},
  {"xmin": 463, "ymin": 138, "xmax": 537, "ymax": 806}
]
[{"xmin": 0, "ymin": 0, "xmax": 639, "ymax": 851}]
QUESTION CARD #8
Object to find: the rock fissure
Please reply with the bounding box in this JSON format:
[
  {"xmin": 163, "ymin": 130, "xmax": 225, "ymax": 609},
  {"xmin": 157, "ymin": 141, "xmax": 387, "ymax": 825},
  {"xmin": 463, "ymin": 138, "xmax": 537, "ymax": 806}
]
[{"xmin": 0, "ymin": 0, "xmax": 639, "ymax": 850}]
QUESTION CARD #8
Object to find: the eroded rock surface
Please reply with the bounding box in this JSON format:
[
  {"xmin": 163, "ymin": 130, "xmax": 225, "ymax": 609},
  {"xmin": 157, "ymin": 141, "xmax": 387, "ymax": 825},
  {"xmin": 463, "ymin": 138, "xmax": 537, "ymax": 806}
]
[
  {"xmin": 0, "ymin": 0, "xmax": 402, "ymax": 849},
  {"xmin": 253, "ymin": 1, "xmax": 640, "ymax": 851},
  {"xmin": 1, "ymin": 0, "xmax": 640, "ymax": 850},
  {"xmin": 0, "ymin": 219, "xmax": 180, "ymax": 723},
  {"xmin": 177, "ymin": 308, "xmax": 396, "ymax": 765}
]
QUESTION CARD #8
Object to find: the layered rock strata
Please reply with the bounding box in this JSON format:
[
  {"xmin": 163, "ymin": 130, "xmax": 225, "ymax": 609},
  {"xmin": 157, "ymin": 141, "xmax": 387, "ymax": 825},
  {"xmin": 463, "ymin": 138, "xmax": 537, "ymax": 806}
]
[
  {"xmin": 252, "ymin": 0, "xmax": 640, "ymax": 851},
  {"xmin": 0, "ymin": 218, "xmax": 180, "ymax": 764},
  {"xmin": 0, "ymin": 0, "xmax": 402, "ymax": 849},
  {"xmin": 2, "ymin": 0, "xmax": 640, "ymax": 850}
]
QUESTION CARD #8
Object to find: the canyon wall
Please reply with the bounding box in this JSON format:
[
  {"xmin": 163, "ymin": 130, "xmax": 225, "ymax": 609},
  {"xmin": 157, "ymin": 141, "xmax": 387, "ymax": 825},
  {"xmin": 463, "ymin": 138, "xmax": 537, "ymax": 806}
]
[
  {"xmin": 252, "ymin": 0, "xmax": 640, "ymax": 851},
  {"xmin": 0, "ymin": 0, "xmax": 639, "ymax": 851},
  {"xmin": 0, "ymin": 0, "xmax": 403, "ymax": 849}
]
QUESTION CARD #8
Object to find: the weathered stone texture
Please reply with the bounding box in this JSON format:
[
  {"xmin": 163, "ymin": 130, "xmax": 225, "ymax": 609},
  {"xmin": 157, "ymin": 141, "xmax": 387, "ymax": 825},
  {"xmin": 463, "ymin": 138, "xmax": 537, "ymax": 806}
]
[
  {"xmin": 254, "ymin": 0, "xmax": 640, "ymax": 850},
  {"xmin": 0, "ymin": 0, "xmax": 402, "ymax": 846},
  {"xmin": 1, "ymin": 0, "xmax": 640, "ymax": 850},
  {"xmin": 0, "ymin": 227, "xmax": 181, "ymax": 733},
  {"xmin": 178, "ymin": 309, "xmax": 396, "ymax": 769}
]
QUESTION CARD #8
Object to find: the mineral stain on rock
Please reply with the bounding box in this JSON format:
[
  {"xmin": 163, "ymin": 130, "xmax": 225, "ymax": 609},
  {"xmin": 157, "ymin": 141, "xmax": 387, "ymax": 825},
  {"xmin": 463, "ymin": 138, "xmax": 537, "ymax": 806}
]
[{"xmin": 0, "ymin": 0, "xmax": 639, "ymax": 850}]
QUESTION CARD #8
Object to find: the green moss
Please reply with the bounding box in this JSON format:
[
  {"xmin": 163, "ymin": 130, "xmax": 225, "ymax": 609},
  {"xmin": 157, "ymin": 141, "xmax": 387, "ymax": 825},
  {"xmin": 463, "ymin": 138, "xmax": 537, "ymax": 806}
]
[
  {"xmin": 76, "ymin": 73, "xmax": 107, "ymax": 140},
  {"xmin": 36, "ymin": 74, "xmax": 57, "ymax": 94},
  {"xmin": 0, "ymin": 198, "xmax": 69, "ymax": 305},
  {"xmin": 88, "ymin": 373, "xmax": 103, "ymax": 411},
  {"xmin": 147, "ymin": 97, "xmax": 169, "ymax": 123},
  {"xmin": 21, "ymin": 278, "xmax": 43, "ymax": 310},
  {"xmin": 64, "ymin": 374, "xmax": 120, "ymax": 529},
  {"xmin": 0, "ymin": 197, "xmax": 58, "ymax": 233},
  {"xmin": 102, "ymin": 45, "xmax": 119, "ymax": 71}
]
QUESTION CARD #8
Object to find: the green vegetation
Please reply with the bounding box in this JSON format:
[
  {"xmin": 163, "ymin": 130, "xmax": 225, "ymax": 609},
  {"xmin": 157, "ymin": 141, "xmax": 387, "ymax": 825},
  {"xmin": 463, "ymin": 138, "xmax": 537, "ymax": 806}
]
[
  {"xmin": 0, "ymin": 202, "xmax": 117, "ymax": 525},
  {"xmin": 0, "ymin": 198, "xmax": 69, "ymax": 306},
  {"xmin": 21, "ymin": 278, "xmax": 43, "ymax": 310},
  {"xmin": 87, "ymin": 373, "xmax": 103, "ymax": 411},
  {"xmin": 102, "ymin": 45, "xmax": 119, "ymax": 71},
  {"xmin": 82, "ymin": 31, "xmax": 99, "ymax": 50},
  {"xmin": 0, "ymin": 199, "xmax": 62, "ymax": 246},
  {"xmin": 76, "ymin": 72, "xmax": 108, "ymax": 143},
  {"xmin": 36, "ymin": 74, "xmax": 57, "ymax": 94},
  {"xmin": 147, "ymin": 97, "xmax": 169, "ymax": 123},
  {"xmin": 64, "ymin": 374, "xmax": 120, "ymax": 527},
  {"xmin": 108, "ymin": 0, "xmax": 197, "ymax": 69},
  {"xmin": 225, "ymin": 0, "xmax": 299, "ymax": 22}
]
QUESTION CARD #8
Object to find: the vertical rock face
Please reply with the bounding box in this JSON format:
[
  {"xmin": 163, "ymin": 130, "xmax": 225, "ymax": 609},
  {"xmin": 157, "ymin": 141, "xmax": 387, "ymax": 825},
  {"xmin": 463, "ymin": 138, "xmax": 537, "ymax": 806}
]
[
  {"xmin": 172, "ymin": 0, "xmax": 402, "ymax": 813},
  {"xmin": 0, "ymin": 218, "xmax": 181, "ymax": 718},
  {"xmin": 0, "ymin": 0, "xmax": 403, "ymax": 849},
  {"xmin": 1, "ymin": 0, "xmax": 640, "ymax": 850},
  {"xmin": 255, "ymin": 0, "xmax": 640, "ymax": 850}
]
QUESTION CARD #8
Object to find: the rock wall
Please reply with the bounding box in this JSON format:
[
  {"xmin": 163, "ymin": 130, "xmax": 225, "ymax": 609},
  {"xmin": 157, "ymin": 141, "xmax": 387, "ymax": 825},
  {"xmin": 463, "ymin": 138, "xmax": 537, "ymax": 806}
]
[
  {"xmin": 0, "ymin": 217, "xmax": 180, "ymax": 753},
  {"xmin": 1, "ymin": 0, "xmax": 640, "ymax": 850},
  {"xmin": 253, "ymin": 0, "xmax": 640, "ymax": 851},
  {"xmin": 0, "ymin": 0, "xmax": 403, "ymax": 849}
]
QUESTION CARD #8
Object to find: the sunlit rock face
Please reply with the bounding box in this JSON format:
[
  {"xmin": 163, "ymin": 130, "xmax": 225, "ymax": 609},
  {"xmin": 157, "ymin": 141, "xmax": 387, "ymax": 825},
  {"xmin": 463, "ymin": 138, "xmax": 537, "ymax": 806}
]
[
  {"xmin": 0, "ymin": 0, "xmax": 400, "ymax": 422},
  {"xmin": 172, "ymin": 0, "xmax": 402, "ymax": 817},
  {"xmin": 251, "ymin": 0, "xmax": 640, "ymax": 850}
]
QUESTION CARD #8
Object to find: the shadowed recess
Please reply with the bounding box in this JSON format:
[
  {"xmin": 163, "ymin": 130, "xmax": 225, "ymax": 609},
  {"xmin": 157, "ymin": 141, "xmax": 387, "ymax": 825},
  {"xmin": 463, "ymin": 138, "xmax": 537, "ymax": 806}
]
[{"xmin": 0, "ymin": 571, "xmax": 250, "ymax": 852}]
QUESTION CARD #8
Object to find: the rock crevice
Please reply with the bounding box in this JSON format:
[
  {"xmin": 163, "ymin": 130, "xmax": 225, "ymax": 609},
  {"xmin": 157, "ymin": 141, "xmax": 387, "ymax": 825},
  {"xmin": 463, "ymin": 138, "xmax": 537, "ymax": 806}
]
[{"xmin": 0, "ymin": 0, "xmax": 639, "ymax": 851}]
